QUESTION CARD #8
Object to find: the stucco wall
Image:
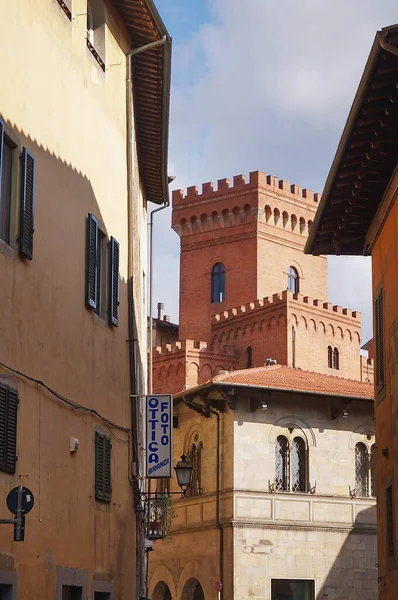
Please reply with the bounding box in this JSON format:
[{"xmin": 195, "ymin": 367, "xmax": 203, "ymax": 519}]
[{"xmin": 0, "ymin": 1, "xmax": 146, "ymax": 598}]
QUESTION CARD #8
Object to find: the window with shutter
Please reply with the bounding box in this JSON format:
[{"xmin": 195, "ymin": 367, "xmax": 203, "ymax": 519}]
[
  {"xmin": 95, "ymin": 431, "xmax": 111, "ymax": 502},
  {"xmin": 86, "ymin": 214, "xmax": 99, "ymax": 309},
  {"xmin": 109, "ymin": 237, "xmax": 120, "ymax": 326},
  {"xmin": 19, "ymin": 148, "xmax": 35, "ymax": 260},
  {"xmin": 375, "ymin": 289, "xmax": 385, "ymax": 392},
  {"xmin": 0, "ymin": 382, "xmax": 18, "ymax": 474}
]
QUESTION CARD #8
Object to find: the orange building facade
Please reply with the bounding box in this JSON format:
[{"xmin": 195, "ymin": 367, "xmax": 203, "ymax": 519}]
[
  {"xmin": 306, "ymin": 24, "xmax": 398, "ymax": 599},
  {"xmin": 153, "ymin": 172, "xmax": 373, "ymax": 395}
]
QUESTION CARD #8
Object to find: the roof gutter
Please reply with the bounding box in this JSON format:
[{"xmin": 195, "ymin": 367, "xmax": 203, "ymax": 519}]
[
  {"xmin": 175, "ymin": 380, "xmax": 373, "ymax": 403},
  {"xmin": 305, "ymin": 26, "xmax": 397, "ymax": 256}
]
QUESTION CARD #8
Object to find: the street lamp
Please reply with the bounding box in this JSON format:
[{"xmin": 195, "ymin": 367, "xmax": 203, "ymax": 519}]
[{"xmin": 174, "ymin": 454, "xmax": 194, "ymax": 495}]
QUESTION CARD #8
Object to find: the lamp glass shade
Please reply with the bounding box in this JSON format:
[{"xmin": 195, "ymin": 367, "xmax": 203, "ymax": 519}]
[{"xmin": 174, "ymin": 455, "xmax": 194, "ymax": 491}]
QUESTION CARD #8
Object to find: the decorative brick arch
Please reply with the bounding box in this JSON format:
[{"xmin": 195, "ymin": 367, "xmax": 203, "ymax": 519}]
[
  {"xmin": 177, "ymin": 562, "xmax": 211, "ymax": 600},
  {"xmin": 268, "ymin": 415, "xmax": 316, "ymax": 447},
  {"xmin": 149, "ymin": 566, "xmax": 177, "ymax": 600}
]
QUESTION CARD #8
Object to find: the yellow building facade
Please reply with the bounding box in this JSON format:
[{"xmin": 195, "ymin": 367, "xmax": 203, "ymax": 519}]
[{"xmin": 0, "ymin": 1, "xmax": 170, "ymax": 599}]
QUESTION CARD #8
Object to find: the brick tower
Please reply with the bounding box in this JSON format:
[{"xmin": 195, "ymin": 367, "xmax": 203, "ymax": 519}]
[
  {"xmin": 152, "ymin": 171, "xmax": 372, "ymax": 393},
  {"xmin": 172, "ymin": 171, "xmax": 326, "ymax": 342}
]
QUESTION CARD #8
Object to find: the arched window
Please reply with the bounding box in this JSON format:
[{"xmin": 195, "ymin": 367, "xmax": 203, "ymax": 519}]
[
  {"xmin": 333, "ymin": 347, "xmax": 339, "ymax": 370},
  {"xmin": 187, "ymin": 442, "xmax": 202, "ymax": 497},
  {"xmin": 370, "ymin": 444, "xmax": 376, "ymax": 497},
  {"xmin": 327, "ymin": 346, "xmax": 333, "ymax": 368},
  {"xmin": 246, "ymin": 346, "xmax": 253, "ymax": 368},
  {"xmin": 211, "ymin": 263, "xmax": 225, "ymax": 303},
  {"xmin": 275, "ymin": 436, "xmax": 289, "ymax": 491},
  {"xmin": 287, "ymin": 266, "xmax": 299, "ymax": 294},
  {"xmin": 275, "ymin": 435, "xmax": 307, "ymax": 493},
  {"xmin": 292, "ymin": 437, "xmax": 306, "ymax": 492},
  {"xmin": 355, "ymin": 442, "xmax": 368, "ymax": 497}
]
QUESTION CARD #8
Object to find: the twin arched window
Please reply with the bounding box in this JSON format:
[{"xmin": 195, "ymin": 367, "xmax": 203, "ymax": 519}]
[
  {"xmin": 275, "ymin": 435, "xmax": 307, "ymax": 492},
  {"xmin": 328, "ymin": 346, "xmax": 339, "ymax": 370},
  {"xmin": 211, "ymin": 263, "xmax": 225, "ymax": 303},
  {"xmin": 355, "ymin": 442, "xmax": 375, "ymax": 497},
  {"xmin": 186, "ymin": 442, "xmax": 203, "ymax": 497},
  {"xmin": 287, "ymin": 266, "xmax": 299, "ymax": 294}
]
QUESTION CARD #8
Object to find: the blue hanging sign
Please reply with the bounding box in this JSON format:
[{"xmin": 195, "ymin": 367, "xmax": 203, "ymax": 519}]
[{"xmin": 146, "ymin": 394, "xmax": 173, "ymax": 478}]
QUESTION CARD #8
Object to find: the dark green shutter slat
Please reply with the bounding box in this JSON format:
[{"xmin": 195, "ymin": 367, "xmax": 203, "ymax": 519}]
[
  {"xmin": 0, "ymin": 383, "xmax": 18, "ymax": 474},
  {"xmin": 5, "ymin": 387, "xmax": 18, "ymax": 473},
  {"xmin": 86, "ymin": 214, "xmax": 99, "ymax": 309},
  {"xmin": 375, "ymin": 290, "xmax": 384, "ymax": 391},
  {"xmin": 20, "ymin": 148, "xmax": 36, "ymax": 260},
  {"xmin": 0, "ymin": 120, "xmax": 4, "ymax": 186},
  {"xmin": 109, "ymin": 237, "xmax": 120, "ymax": 326},
  {"xmin": 95, "ymin": 431, "xmax": 111, "ymax": 502},
  {"xmin": 0, "ymin": 385, "xmax": 7, "ymax": 470}
]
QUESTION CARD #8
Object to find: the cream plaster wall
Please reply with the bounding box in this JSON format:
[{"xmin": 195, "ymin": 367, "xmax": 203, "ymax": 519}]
[
  {"xmin": 150, "ymin": 392, "xmax": 377, "ymax": 600},
  {"xmin": 0, "ymin": 1, "xmax": 147, "ymax": 599}
]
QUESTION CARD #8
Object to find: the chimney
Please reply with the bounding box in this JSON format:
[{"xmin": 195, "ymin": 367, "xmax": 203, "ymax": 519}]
[
  {"xmin": 157, "ymin": 302, "xmax": 164, "ymax": 321},
  {"xmin": 163, "ymin": 315, "xmax": 170, "ymax": 323}
]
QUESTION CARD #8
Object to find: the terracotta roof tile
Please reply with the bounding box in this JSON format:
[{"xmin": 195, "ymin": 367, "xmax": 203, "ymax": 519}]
[{"xmin": 212, "ymin": 365, "xmax": 373, "ymax": 399}]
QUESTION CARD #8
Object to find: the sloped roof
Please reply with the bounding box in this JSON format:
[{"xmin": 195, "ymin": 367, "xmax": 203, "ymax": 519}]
[
  {"xmin": 112, "ymin": 0, "xmax": 171, "ymax": 205},
  {"xmin": 209, "ymin": 365, "xmax": 374, "ymax": 399},
  {"xmin": 306, "ymin": 24, "xmax": 398, "ymax": 256}
]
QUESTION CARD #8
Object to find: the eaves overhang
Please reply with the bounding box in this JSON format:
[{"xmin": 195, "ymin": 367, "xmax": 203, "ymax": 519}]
[
  {"xmin": 112, "ymin": 0, "xmax": 171, "ymax": 205},
  {"xmin": 174, "ymin": 380, "xmax": 374, "ymax": 405},
  {"xmin": 305, "ymin": 24, "xmax": 398, "ymax": 256}
]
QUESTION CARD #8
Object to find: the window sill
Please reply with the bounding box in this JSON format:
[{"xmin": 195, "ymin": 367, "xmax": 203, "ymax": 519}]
[{"xmin": 86, "ymin": 38, "xmax": 105, "ymax": 72}]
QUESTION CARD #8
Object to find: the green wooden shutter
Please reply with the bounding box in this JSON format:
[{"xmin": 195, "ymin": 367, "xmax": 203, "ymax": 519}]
[
  {"xmin": 20, "ymin": 148, "xmax": 36, "ymax": 260},
  {"xmin": 109, "ymin": 236, "xmax": 120, "ymax": 326},
  {"xmin": 95, "ymin": 431, "xmax": 111, "ymax": 502},
  {"xmin": 0, "ymin": 120, "xmax": 4, "ymax": 183},
  {"xmin": 0, "ymin": 383, "xmax": 18, "ymax": 474},
  {"xmin": 375, "ymin": 289, "xmax": 385, "ymax": 392},
  {"xmin": 86, "ymin": 214, "xmax": 99, "ymax": 309},
  {"xmin": 0, "ymin": 384, "xmax": 6, "ymax": 471}
]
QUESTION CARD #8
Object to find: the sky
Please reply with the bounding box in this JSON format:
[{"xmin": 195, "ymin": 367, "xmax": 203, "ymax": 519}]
[{"xmin": 151, "ymin": 0, "xmax": 398, "ymax": 344}]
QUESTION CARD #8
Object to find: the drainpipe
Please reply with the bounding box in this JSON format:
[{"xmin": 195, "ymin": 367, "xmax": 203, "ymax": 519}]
[
  {"xmin": 184, "ymin": 398, "xmax": 224, "ymax": 600},
  {"xmin": 126, "ymin": 35, "xmax": 168, "ymax": 600}
]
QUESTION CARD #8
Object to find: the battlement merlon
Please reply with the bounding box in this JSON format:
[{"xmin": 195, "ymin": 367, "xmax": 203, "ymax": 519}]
[
  {"xmin": 172, "ymin": 171, "xmax": 322, "ymax": 207},
  {"xmin": 153, "ymin": 339, "xmax": 240, "ymax": 357},
  {"xmin": 210, "ymin": 290, "xmax": 361, "ymax": 326}
]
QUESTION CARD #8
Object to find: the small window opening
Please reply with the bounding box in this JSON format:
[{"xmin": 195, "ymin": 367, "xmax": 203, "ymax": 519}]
[
  {"xmin": 211, "ymin": 263, "xmax": 225, "ymax": 303},
  {"xmin": 246, "ymin": 346, "xmax": 253, "ymax": 368},
  {"xmin": 62, "ymin": 586, "xmax": 83, "ymax": 600},
  {"xmin": 386, "ymin": 484, "xmax": 395, "ymax": 557},
  {"xmin": 0, "ymin": 584, "xmax": 13, "ymax": 600},
  {"xmin": 86, "ymin": 0, "xmax": 106, "ymax": 71},
  {"xmin": 287, "ymin": 266, "xmax": 299, "ymax": 294}
]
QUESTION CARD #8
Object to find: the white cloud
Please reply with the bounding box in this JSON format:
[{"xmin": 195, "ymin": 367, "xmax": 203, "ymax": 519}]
[{"xmin": 153, "ymin": 0, "xmax": 397, "ymax": 339}]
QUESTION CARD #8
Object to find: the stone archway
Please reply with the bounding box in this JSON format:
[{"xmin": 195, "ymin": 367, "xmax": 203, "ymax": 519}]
[
  {"xmin": 181, "ymin": 578, "xmax": 205, "ymax": 600},
  {"xmin": 152, "ymin": 580, "xmax": 172, "ymax": 600}
]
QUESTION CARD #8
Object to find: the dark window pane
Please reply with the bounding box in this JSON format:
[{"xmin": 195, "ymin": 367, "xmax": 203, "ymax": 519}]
[
  {"xmin": 271, "ymin": 579, "xmax": 314, "ymax": 600},
  {"xmin": 211, "ymin": 263, "xmax": 225, "ymax": 303},
  {"xmin": 0, "ymin": 139, "xmax": 13, "ymax": 245},
  {"xmin": 94, "ymin": 594, "xmax": 111, "ymax": 600},
  {"xmin": 327, "ymin": 346, "xmax": 333, "ymax": 368},
  {"xmin": 287, "ymin": 267, "xmax": 299, "ymax": 294},
  {"xmin": 275, "ymin": 436, "xmax": 289, "ymax": 491},
  {"xmin": 292, "ymin": 438, "xmax": 306, "ymax": 492},
  {"xmin": 355, "ymin": 443, "xmax": 368, "ymax": 497},
  {"xmin": 62, "ymin": 586, "xmax": 82, "ymax": 600},
  {"xmin": 333, "ymin": 347, "xmax": 339, "ymax": 370},
  {"xmin": 247, "ymin": 347, "xmax": 253, "ymax": 368},
  {"xmin": 370, "ymin": 445, "xmax": 376, "ymax": 497}
]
